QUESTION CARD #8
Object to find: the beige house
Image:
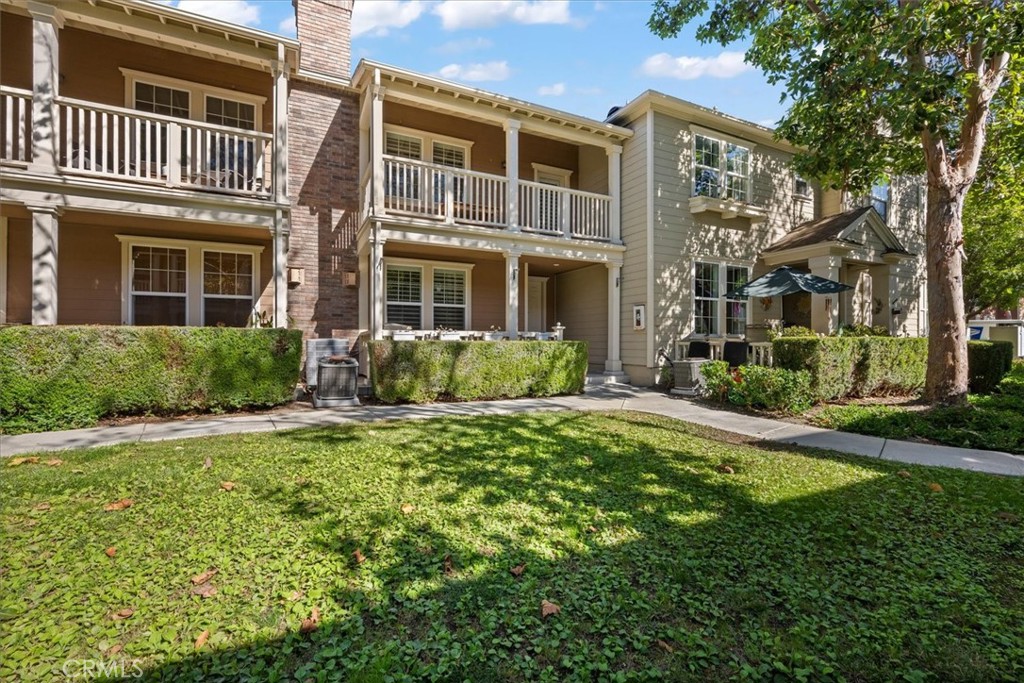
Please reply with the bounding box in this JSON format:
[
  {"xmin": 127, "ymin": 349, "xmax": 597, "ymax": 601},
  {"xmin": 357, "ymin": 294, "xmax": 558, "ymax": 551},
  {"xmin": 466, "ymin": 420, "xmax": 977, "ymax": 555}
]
[{"xmin": 607, "ymin": 91, "xmax": 927, "ymax": 384}]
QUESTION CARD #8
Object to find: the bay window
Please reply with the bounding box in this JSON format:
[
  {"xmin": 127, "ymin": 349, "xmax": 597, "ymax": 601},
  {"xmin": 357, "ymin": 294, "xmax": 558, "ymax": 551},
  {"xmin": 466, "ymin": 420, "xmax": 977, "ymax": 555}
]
[
  {"xmin": 693, "ymin": 260, "xmax": 751, "ymax": 337},
  {"xmin": 384, "ymin": 259, "xmax": 473, "ymax": 330}
]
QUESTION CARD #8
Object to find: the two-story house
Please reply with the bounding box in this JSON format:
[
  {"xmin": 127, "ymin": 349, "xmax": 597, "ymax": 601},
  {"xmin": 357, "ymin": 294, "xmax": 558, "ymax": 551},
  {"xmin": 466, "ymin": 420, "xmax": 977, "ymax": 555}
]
[{"xmin": 607, "ymin": 91, "xmax": 927, "ymax": 383}]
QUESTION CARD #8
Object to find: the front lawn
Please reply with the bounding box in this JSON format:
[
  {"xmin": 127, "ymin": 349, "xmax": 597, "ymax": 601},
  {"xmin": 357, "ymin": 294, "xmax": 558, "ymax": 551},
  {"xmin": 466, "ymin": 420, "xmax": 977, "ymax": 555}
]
[
  {"xmin": 2, "ymin": 412, "xmax": 1022, "ymax": 681},
  {"xmin": 811, "ymin": 360, "xmax": 1024, "ymax": 454}
]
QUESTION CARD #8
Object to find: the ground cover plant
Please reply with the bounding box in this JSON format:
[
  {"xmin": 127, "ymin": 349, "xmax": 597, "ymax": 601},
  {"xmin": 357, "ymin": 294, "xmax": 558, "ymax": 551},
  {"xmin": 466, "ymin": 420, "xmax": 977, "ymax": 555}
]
[
  {"xmin": 2, "ymin": 412, "xmax": 1022, "ymax": 682},
  {"xmin": 813, "ymin": 360, "xmax": 1024, "ymax": 454}
]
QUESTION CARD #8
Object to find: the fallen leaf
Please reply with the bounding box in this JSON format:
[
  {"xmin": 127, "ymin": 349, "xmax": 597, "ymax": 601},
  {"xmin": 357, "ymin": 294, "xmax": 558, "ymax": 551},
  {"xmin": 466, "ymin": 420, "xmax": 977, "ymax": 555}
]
[
  {"xmin": 443, "ymin": 554, "xmax": 454, "ymax": 576},
  {"xmin": 220, "ymin": 481, "xmax": 235, "ymax": 491},
  {"xmin": 897, "ymin": 470, "xmax": 912, "ymax": 478},
  {"xmin": 105, "ymin": 644, "xmax": 123, "ymax": 656},
  {"xmin": 105, "ymin": 547, "xmax": 117, "ymax": 558},
  {"xmin": 540, "ymin": 600, "xmax": 561, "ymax": 618},
  {"xmin": 203, "ymin": 457, "xmax": 213, "ymax": 470},
  {"xmin": 478, "ymin": 545, "xmax": 496, "ymax": 557},
  {"xmin": 352, "ymin": 549, "xmax": 366, "ymax": 565},
  {"xmin": 45, "ymin": 459, "xmax": 63, "ymax": 467},
  {"xmin": 928, "ymin": 482, "xmax": 944, "ymax": 493},
  {"xmin": 103, "ymin": 498, "xmax": 134, "ymax": 512},
  {"xmin": 400, "ymin": 503, "xmax": 415, "ymax": 515},
  {"xmin": 716, "ymin": 464, "xmax": 735, "ymax": 474},
  {"xmin": 194, "ymin": 630, "xmax": 210, "ymax": 650},
  {"xmin": 510, "ymin": 563, "xmax": 526, "ymax": 578},
  {"xmin": 192, "ymin": 583, "xmax": 218, "ymax": 599},
  {"xmin": 300, "ymin": 607, "xmax": 320, "ymax": 634},
  {"xmin": 72, "ymin": 469, "xmax": 85, "ymax": 475},
  {"xmin": 111, "ymin": 608, "xmax": 134, "ymax": 620},
  {"xmin": 996, "ymin": 511, "xmax": 1020, "ymax": 523},
  {"xmin": 656, "ymin": 639, "xmax": 675, "ymax": 654},
  {"xmin": 586, "ymin": 525, "xmax": 598, "ymax": 533},
  {"xmin": 582, "ymin": 456, "xmax": 593, "ymax": 464},
  {"xmin": 33, "ymin": 502, "xmax": 51, "ymax": 511},
  {"xmin": 288, "ymin": 590, "xmax": 305, "ymax": 601},
  {"xmin": 191, "ymin": 569, "xmax": 219, "ymax": 585},
  {"xmin": 7, "ymin": 457, "xmax": 39, "ymax": 467}
]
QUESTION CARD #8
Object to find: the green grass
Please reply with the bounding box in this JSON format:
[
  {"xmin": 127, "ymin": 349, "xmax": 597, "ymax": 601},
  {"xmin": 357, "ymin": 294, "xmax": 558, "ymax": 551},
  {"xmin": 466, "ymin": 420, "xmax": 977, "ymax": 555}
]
[
  {"xmin": 812, "ymin": 361, "xmax": 1024, "ymax": 454},
  {"xmin": 2, "ymin": 412, "xmax": 1022, "ymax": 682}
]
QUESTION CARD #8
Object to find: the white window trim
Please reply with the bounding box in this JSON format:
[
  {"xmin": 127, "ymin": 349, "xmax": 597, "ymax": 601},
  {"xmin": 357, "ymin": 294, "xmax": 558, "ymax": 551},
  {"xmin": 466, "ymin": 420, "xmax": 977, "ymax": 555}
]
[
  {"xmin": 200, "ymin": 248, "xmax": 259, "ymax": 327},
  {"xmin": 794, "ymin": 174, "xmax": 812, "ymax": 200},
  {"xmin": 383, "ymin": 256, "xmax": 474, "ymax": 330},
  {"xmin": 120, "ymin": 68, "xmax": 266, "ymax": 130},
  {"xmin": 383, "ymin": 124, "xmax": 474, "ymax": 167},
  {"xmin": 116, "ymin": 235, "xmax": 263, "ymax": 326},
  {"xmin": 0, "ymin": 216, "xmax": 7, "ymax": 324},
  {"xmin": 688, "ymin": 124, "xmax": 755, "ymax": 204},
  {"xmin": 691, "ymin": 258, "xmax": 753, "ymax": 339},
  {"xmin": 531, "ymin": 163, "xmax": 572, "ymax": 184}
]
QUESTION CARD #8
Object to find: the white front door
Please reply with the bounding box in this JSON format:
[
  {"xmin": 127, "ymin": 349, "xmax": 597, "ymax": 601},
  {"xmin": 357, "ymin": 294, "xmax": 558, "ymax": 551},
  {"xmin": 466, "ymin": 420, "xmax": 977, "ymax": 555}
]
[{"xmin": 527, "ymin": 277, "xmax": 547, "ymax": 331}]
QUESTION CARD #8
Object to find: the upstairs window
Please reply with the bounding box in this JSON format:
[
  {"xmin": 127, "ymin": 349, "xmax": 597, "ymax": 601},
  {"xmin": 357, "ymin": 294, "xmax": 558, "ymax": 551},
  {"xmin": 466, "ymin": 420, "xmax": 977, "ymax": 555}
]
[
  {"xmin": 385, "ymin": 131, "xmax": 423, "ymax": 160},
  {"xmin": 694, "ymin": 132, "xmax": 752, "ymax": 203},
  {"xmin": 134, "ymin": 82, "xmax": 190, "ymax": 118},
  {"xmin": 205, "ymin": 96, "xmax": 256, "ymax": 131},
  {"xmin": 871, "ymin": 182, "xmax": 890, "ymax": 221},
  {"xmin": 794, "ymin": 174, "xmax": 811, "ymax": 198}
]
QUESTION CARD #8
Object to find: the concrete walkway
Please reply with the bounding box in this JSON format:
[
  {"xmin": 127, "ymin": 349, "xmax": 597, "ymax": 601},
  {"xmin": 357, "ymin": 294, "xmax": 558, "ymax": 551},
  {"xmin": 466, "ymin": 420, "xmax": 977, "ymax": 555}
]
[{"xmin": 2, "ymin": 386, "xmax": 1022, "ymax": 476}]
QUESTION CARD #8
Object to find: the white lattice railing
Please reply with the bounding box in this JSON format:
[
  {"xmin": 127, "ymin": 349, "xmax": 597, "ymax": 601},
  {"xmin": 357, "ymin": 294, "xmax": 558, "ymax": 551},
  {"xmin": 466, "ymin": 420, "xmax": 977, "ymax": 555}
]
[{"xmin": 1, "ymin": 86, "xmax": 32, "ymax": 165}]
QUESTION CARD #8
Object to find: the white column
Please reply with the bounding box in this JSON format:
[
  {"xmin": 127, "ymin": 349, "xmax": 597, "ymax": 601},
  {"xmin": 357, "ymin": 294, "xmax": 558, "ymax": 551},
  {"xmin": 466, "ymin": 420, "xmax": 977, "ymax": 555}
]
[
  {"xmin": 371, "ymin": 72, "xmax": 386, "ymax": 215},
  {"xmin": 504, "ymin": 119, "xmax": 520, "ymax": 232},
  {"xmin": 605, "ymin": 262, "xmax": 623, "ymax": 374},
  {"xmin": 357, "ymin": 244, "xmax": 369, "ymax": 330},
  {"xmin": 809, "ymin": 255, "xmax": 842, "ymax": 335},
  {"xmin": 606, "ymin": 145, "xmax": 622, "ymax": 243},
  {"xmin": 369, "ymin": 230, "xmax": 385, "ymax": 339},
  {"xmin": 271, "ymin": 49, "xmax": 289, "ymax": 203},
  {"xmin": 28, "ymin": 2, "xmax": 63, "ymax": 172},
  {"xmin": 29, "ymin": 205, "xmax": 61, "ymax": 325},
  {"xmin": 885, "ymin": 258, "xmax": 902, "ymax": 334},
  {"xmin": 505, "ymin": 250, "xmax": 520, "ymax": 337},
  {"xmin": 272, "ymin": 216, "xmax": 288, "ymax": 328}
]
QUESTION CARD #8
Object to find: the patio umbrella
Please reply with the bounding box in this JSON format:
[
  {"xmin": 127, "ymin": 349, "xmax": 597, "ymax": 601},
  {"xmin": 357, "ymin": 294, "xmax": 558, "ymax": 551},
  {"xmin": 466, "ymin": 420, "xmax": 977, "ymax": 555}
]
[{"xmin": 726, "ymin": 266, "xmax": 853, "ymax": 298}]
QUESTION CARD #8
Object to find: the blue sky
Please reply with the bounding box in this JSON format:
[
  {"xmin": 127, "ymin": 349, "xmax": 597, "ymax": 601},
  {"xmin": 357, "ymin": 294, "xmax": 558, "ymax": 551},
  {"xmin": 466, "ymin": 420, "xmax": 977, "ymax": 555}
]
[{"xmin": 166, "ymin": 1, "xmax": 786, "ymax": 126}]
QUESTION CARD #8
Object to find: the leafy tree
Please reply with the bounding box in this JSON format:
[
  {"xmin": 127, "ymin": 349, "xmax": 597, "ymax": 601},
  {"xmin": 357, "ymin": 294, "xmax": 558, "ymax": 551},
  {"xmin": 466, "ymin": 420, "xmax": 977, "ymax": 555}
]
[
  {"xmin": 649, "ymin": 1, "xmax": 1023, "ymax": 404},
  {"xmin": 963, "ymin": 67, "xmax": 1024, "ymax": 318}
]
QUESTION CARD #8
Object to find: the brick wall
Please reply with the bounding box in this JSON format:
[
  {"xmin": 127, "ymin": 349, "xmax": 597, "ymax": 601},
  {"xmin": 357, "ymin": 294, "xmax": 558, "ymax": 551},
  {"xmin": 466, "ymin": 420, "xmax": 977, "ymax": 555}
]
[{"xmin": 293, "ymin": 0, "xmax": 352, "ymax": 81}]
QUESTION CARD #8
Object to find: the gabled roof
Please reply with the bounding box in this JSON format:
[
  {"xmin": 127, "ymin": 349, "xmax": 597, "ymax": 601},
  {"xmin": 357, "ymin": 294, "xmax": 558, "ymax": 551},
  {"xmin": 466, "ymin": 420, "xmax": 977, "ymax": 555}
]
[{"xmin": 764, "ymin": 206, "xmax": 911, "ymax": 255}]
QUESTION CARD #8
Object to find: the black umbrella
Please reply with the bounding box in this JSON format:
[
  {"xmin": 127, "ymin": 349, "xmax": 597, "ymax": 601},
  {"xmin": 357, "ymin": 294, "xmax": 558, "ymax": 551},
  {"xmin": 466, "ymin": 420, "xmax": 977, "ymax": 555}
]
[{"xmin": 726, "ymin": 266, "xmax": 853, "ymax": 298}]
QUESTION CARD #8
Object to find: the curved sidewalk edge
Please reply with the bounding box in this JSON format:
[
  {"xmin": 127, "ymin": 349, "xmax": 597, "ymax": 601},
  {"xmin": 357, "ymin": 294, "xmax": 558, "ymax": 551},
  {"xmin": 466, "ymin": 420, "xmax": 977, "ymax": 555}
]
[{"xmin": 2, "ymin": 386, "xmax": 1022, "ymax": 477}]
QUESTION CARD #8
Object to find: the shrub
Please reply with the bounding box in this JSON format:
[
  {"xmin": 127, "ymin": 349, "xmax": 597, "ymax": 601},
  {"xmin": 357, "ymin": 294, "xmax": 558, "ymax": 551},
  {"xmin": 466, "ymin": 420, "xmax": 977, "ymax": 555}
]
[
  {"xmin": 837, "ymin": 323, "xmax": 892, "ymax": 337},
  {"xmin": 967, "ymin": 340, "xmax": 1014, "ymax": 394},
  {"xmin": 0, "ymin": 326, "xmax": 302, "ymax": 434},
  {"xmin": 857, "ymin": 337, "xmax": 928, "ymax": 396},
  {"xmin": 773, "ymin": 325, "xmax": 817, "ymax": 339},
  {"xmin": 701, "ymin": 360, "xmax": 813, "ymax": 414},
  {"xmin": 369, "ymin": 340, "xmax": 588, "ymax": 403}
]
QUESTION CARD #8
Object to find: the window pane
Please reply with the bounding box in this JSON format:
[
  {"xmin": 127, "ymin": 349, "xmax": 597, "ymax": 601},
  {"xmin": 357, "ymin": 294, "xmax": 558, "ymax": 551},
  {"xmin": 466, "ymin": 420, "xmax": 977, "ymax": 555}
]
[
  {"xmin": 386, "ymin": 266, "xmax": 422, "ymax": 303},
  {"xmin": 727, "ymin": 301, "xmax": 747, "ymax": 335},
  {"xmin": 203, "ymin": 252, "xmax": 253, "ymax": 296},
  {"xmin": 385, "ymin": 132, "xmax": 423, "ymax": 160},
  {"xmin": 133, "ymin": 295, "xmax": 186, "ymax": 326},
  {"xmin": 694, "ymin": 262, "xmax": 719, "ymax": 298},
  {"xmin": 694, "ymin": 135, "xmax": 719, "ymax": 168},
  {"xmin": 204, "ymin": 298, "xmax": 252, "ymax": 327},
  {"xmin": 726, "ymin": 144, "xmax": 749, "ymax": 175},
  {"xmin": 205, "ymin": 97, "xmax": 256, "ymax": 130},
  {"xmin": 134, "ymin": 83, "xmax": 189, "ymax": 118},
  {"xmin": 433, "ymin": 269, "xmax": 466, "ymax": 306},
  {"xmin": 386, "ymin": 304, "xmax": 422, "ymax": 328},
  {"xmin": 132, "ymin": 246, "xmax": 186, "ymax": 294},
  {"xmin": 434, "ymin": 306, "xmax": 465, "ymax": 329},
  {"xmin": 694, "ymin": 299, "xmax": 717, "ymax": 335},
  {"xmin": 726, "ymin": 266, "xmax": 748, "ymax": 298},
  {"xmin": 432, "ymin": 142, "xmax": 466, "ymax": 168}
]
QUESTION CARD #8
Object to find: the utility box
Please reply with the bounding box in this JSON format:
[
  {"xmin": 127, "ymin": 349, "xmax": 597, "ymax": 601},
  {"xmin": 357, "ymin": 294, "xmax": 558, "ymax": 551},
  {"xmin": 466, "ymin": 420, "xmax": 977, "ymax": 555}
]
[{"xmin": 670, "ymin": 358, "xmax": 712, "ymax": 397}]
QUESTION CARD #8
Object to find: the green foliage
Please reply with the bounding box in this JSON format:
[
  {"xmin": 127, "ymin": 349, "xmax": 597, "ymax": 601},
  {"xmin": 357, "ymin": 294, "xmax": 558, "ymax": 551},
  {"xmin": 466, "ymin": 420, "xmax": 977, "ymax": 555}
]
[
  {"xmin": 702, "ymin": 361, "xmax": 813, "ymax": 414},
  {"xmin": 0, "ymin": 326, "xmax": 301, "ymax": 434},
  {"xmin": 369, "ymin": 340, "xmax": 587, "ymax": 403},
  {"xmin": 967, "ymin": 340, "xmax": 1015, "ymax": 395},
  {"xmin": 2, "ymin": 413, "xmax": 1023, "ymax": 681},
  {"xmin": 773, "ymin": 336, "xmax": 928, "ymax": 401},
  {"xmin": 837, "ymin": 323, "xmax": 891, "ymax": 337},
  {"xmin": 771, "ymin": 325, "xmax": 817, "ymax": 339}
]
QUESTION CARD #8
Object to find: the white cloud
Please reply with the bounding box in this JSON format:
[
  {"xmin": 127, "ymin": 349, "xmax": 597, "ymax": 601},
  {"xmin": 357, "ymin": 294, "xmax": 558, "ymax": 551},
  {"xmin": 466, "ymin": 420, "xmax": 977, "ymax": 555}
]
[
  {"xmin": 173, "ymin": 0, "xmax": 260, "ymax": 26},
  {"xmin": 538, "ymin": 82, "xmax": 566, "ymax": 96},
  {"xmin": 434, "ymin": 1, "xmax": 571, "ymax": 30},
  {"xmin": 434, "ymin": 37, "xmax": 494, "ymax": 55},
  {"xmin": 438, "ymin": 61, "xmax": 511, "ymax": 82},
  {"xmin": 352, "ymin": 0, "xmax": 425, "ymax": 38},
  {"xmin": 277, "ymin": 14, "xmax": 296, "ymax": 36},
  {"xmin": 640, "ymin": 51, "xmax": 751, "ymax": 80}
]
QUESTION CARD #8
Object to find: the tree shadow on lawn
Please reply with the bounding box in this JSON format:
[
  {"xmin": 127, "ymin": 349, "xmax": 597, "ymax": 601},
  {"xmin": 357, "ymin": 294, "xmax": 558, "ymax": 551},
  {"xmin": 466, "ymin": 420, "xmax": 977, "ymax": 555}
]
[{"xmin": 131, "ymin": 412, "xmax": 1022, "ymax": 681}]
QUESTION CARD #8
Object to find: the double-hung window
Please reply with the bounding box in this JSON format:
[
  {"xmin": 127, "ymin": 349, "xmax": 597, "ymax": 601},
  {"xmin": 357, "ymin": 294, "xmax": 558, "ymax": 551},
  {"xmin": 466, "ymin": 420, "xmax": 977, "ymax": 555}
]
[
  {"xmin": 871, "ymin": 182, "xmax": 890, "ymax": 221},
  {"xmin": 693, "ymin": 129, "xmax": 753, "ymax": 203},
  {"xmin": 693, "ymin": 261, "xmax": 750, "ymax": 336},
  {"xmin": 203, "ymin": 251, "xmax": 255, "ymax": 327},
  {"xmin": 130, "ymin": 245, "xmax": 188, "ymax": 326},
  {"xmin": 432, "ymin": 141, "xmax": 467, "ymax": 203},
  {"xmin": 725, "ymin": 266, "xmax": 749, "ymax": 335},
  {"xmin": 385, "ymin": 131, "xmax": 424, "ymax": 201},
  {"xmin": 693, "ymin": 262, "xmax": 720, "ymax": 335},
  {"xmin": 432, "ymin": 269, "xmax": 467, "ymax": 328},
  {"xmin": 384, "ymin": 259, "xmax": 473, "ymax": 330},
  {"xmin": 383, "ymin": 127, "xmax": 472, "ymax": 208},
  {"xmin": 385, "ymin": 265, "xmax": 424, "ymax": 328}
]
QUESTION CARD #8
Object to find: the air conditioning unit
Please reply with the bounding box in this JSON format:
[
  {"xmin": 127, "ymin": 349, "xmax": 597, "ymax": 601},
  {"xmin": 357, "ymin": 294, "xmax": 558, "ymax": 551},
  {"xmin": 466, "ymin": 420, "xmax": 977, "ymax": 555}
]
[
  {"xmin": 670, "ymin": 358, "xmax": 712, "ymax": 397},
  {"xmin": 305, "ymin": 338, "xmax": 360, "ymax": 408}
]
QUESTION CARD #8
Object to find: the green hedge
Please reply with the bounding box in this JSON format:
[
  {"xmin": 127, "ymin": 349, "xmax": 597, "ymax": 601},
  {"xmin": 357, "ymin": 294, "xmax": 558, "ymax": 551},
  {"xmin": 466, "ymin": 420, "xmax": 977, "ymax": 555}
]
[
  {"xmin": 369, "ymin": 340, "xmax": 588, "ymax": 403},
  {"xmin": 968, "ymin": 340, "xmax": 1014, "ymax": 395},
  {"xmin": 0, "ymin": 326, "xmax": 302, "ymax": 434},
  {"xmin": 773, "ymin": 336, "xmax": 928, "ymax": 401},
  {"xmin": 702, "ymin": 361, "xmax": 814, "ymax": 414}
]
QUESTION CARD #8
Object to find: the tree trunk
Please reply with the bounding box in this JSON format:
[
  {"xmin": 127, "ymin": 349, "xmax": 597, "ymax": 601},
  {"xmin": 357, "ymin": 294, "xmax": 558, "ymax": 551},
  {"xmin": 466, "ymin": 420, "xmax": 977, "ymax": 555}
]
[{"xmin": 924, "ymin": 183, "xmax": 970, "ymax": 405}]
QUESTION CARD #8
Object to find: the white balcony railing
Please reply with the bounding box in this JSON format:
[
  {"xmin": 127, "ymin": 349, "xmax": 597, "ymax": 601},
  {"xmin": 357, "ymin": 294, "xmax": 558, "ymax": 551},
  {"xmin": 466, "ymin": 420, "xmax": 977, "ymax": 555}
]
[
  {"xmin": 380, "ymin": 156, "xmax": 611, "ymax": 241},
  {"xmin": 1, "ymin": 87, "xmax": 31, "ymax": 165}
]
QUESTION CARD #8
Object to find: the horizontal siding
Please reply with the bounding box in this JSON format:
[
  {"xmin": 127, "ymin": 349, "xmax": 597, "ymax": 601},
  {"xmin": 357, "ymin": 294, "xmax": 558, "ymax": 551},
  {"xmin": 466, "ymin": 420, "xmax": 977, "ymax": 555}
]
[
  {"xmin": 556, "ymin": 265, "xmax": 608, "ymax": 369},
  {"xmin": 619, "ymin": 114, "xmax": 648, "ymax": 368}
]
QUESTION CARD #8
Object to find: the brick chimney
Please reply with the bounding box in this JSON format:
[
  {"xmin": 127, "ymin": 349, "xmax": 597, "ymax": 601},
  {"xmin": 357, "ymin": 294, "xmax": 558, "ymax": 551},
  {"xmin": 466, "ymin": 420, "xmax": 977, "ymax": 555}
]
[{"xmin": 292, "ymin": 0, "xmax": 353, "ymax": 82}]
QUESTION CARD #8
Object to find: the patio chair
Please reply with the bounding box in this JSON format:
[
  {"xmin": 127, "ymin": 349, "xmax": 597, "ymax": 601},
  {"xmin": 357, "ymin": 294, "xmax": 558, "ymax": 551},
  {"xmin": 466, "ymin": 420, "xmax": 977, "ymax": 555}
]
[
  {"xmin": 687, "ymin": 340, "xmax": 712, "ymax": 359},
  {"xmin": 723, "ymin": 341, "xmax": 749, "ymax": 368}
]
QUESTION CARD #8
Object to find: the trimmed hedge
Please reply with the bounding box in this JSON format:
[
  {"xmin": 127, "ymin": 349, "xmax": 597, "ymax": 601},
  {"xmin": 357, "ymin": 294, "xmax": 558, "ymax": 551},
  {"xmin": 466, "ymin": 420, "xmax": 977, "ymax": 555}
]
[
  {"xmin": 701, "ymin": 361, "xmax": 814, "ymax": 414},
  {"xmin": 0, "ymin": 326, "xmax": 302, "ymax": 434},
  {"xmin": 773, "ymin": 336, "xmax": 928, "ymax": 401},
  {"xmin": 369, "ymin": 340, "xmax": 588, "ymax": 403},
  {"xmin": 968, "ymin": 340, "xmax": 1014, "ymax": 395}
]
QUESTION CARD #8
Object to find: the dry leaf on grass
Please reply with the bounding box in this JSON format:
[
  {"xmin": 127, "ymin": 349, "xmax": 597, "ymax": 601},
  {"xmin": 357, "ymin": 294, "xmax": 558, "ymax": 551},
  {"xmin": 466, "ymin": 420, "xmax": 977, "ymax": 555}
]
[
  {"xmin": 192, "ymin": 583, "xmax": 218, "ymax": 599},
  {"xmin": 586, "ymin": 525, "xmax": 598, "ymax": 533},
  {"xmin": 510, "ymin": 563, "xmax": 526, "ymax": 578},
  {"xmin": 111, "ymin": 608, "xmax": 134, "ymax": 620},
  {"xmin": 897, "ymin": 470, "xmax": 912, "ymax": 478},
  {"xmin": 194, "ymin": 630, "xmax": 210, "ymax": 650},
  {"xmin": 104, "ymin": 499, "xmax": 134, "ymax": 512},
  {"xmin": 203, "ymin": 457, "xmax": 213, "ymax": 470},
  {"xmin": 191, "ymin": 569, "xmax": 219, "ymax": 585},
  {"xmin": 656, "ymin": 639, "xmax": 675, "ymax": 654},
  {"xmin": 400, "ymin": 503, "xmax": 415, "ymax": 515},
  {"xmin": 478, "ymin": 546, "xmax": 496, "ymax": 557},
  {"xmin": 105, "ymin": 547, "xmax": 117, "ymax": 558},
  {"xmin": 540, "ymin": 600, "xmax": 561, "ymax": 618},
  {"xmin": 8, "ymin": 457, "xmax": 40, "ymax": 467},
  {"xmin": 105, "ymin": 644, "xmax": 123, "ymax": 656},
  {"xmin": 33, "ymin": 502, "xmax": 51, "ymax": 511},
  {"xmin": 716, "ymin": 464, "xmax": 735, "ymax": 474},
  {"xmin": 300, "ymin": 607, "xmax": 320, "ymax": 634},
  {"xmin": 45, "ymin": 459, "xmax": 63, "ymax": 467},
  {"xmin": 220, "ymin": 481, "xmax": 236, "ymax": 492},
  {"xmin": 443, "ymin": 554, "xmax": 454, "ymax": 576},
  {"xmin": 928, "ymin": 482, "xmax": 944, "ymax": 493},
  {"xmin": 352, "ymin": 549, "xmax": 366, "ymax": 565},
  {"xmin": 288, "ymin": 590, "xmax": 305, "ymax": 601}
]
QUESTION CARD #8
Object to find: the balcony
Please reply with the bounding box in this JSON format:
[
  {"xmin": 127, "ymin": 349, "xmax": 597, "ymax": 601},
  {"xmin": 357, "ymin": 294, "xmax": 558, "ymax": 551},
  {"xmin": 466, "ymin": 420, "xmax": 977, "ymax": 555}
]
[
  {"xmin": 1, "ymin": 86, "xmax": 273, "ymax": 200},
  {"xmin": 364, "ymin": 155, "xmax": 615, "ymax": 242}
]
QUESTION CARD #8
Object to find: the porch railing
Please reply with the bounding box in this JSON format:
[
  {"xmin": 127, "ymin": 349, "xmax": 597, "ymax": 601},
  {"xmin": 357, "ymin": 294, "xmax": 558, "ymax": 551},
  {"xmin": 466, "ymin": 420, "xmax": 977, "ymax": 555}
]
[
  {"xmin": 1, "ymin": 87, "xmax": 31, "ymax": 165},
  {"xmin": 519, "ymin": 180, "xmax": 610, "ymax": 241}
]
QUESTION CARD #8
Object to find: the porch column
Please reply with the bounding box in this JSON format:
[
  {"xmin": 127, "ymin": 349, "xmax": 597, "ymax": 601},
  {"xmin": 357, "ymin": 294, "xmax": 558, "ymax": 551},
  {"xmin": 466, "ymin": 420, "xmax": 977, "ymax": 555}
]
[
  {"xmin": 884, "ymin": 257, "xmax": 902, "ymax": 334},
  {"xmin": 607, "ymin": 145, "xmax": 622, "ymax": 244},
  {"xmin": 809, "ymin": 255, "xmax": 841, "ymax": 334},
  {"xmin": 369, "ymin": 229, "xmax": 386, "ymax": 339},
  {"xmin": 505, "ymin": 250, "xmax": 520, "ymax": 337},
  {"xmin": 505, "ymin": 119, "xmax": 520, "ymax": 232},
  {"xmin": 28, "ymin": 1, "xmax": 63, "ymax": 172},
  {"xmin": 271, "ymin": 48, "xmax": 289, "ymax": 203},
  {"xmin": 272, "ymin": 218, "xmax": 288, "ymax": 328},
  {"xmin": 357, "ymin": 245, "xmax": 369, "ymax": 330},
  {"xmin": 29, "ymin": 205, "xmax": 61, "ymax": 325},
  {"xmin": 605, "ymin": 262, "xmax": 623, "ymax": 374},
  {"xmin": 371, "ymin": 70, "xmax": 386, "ymax": 216}
]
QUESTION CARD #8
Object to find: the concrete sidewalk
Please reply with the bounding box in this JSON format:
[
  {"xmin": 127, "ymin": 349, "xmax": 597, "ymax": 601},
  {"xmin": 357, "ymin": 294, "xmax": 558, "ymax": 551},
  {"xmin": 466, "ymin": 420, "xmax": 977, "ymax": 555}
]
[{"xmin": 2, "ymin": 386, "xmax": 1022, "ymax": 477}]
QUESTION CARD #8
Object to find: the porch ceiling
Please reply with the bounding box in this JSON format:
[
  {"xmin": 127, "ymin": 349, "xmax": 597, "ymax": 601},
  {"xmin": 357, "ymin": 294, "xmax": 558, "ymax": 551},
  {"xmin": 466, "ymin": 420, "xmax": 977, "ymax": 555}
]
[{"xmin": 382, "ymin": 243, "xmax": 602, "ymax": 275}]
